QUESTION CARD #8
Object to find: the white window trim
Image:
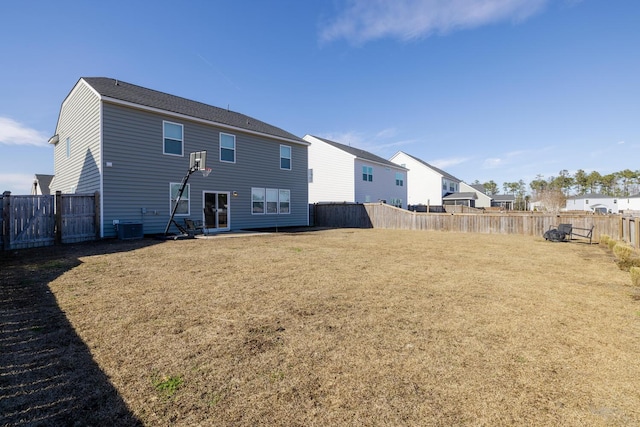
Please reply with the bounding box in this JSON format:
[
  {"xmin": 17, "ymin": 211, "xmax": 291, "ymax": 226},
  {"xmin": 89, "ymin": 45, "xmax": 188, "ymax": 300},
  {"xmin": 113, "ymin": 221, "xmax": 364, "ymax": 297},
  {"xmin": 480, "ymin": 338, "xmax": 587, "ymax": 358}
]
[
  {"xmin": 266, "ymin": 188, "xmax": 279, "ymax": 214},
  {"xmin": 170, "ymin": 182, "xmax": 190, "ymax": 216},
  {"xmin": 163, "ymin": 121, "xmax": 184, "ymax": 157},
  {"xmin": 280, "ymin": 144, "xmax": 292, "ymax": 170},
  {"xmin": 278, "ymin": 189, "xmax": 291, "ymax": 214},
  {"xmin": 251, "ymin": 187, "xmax": 265, "ymax": 215},
  {"xmin": 252, "ymin": 187, "xmax": 291, "ymax": 215},
  {"xmin": 362, "ymin": 165, "xmax": 373, "ymax": 182},
  {"xmin": 220, "ymin": 132, "xmax": 236, "ymax": 163}
]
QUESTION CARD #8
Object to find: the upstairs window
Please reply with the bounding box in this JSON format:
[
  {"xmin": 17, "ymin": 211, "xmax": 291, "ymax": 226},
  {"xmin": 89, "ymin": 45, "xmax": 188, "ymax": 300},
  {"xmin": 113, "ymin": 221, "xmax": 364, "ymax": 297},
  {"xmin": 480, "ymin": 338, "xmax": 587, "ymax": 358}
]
[
  {"xmin": 66, "ymin": 137, "xmax": 71, "ymax": 158},
  {"xmin": 163, "ymin": 121, "xmax": 183, "ymax": 156},
  {"xmin": 362, "ymin": 166, "xmax": 373, "ymax": 182},
  {"xmin": 280, "ymin": 145, "xmax": 291, "ymax": 170},
  {"xmin": 395, "ymin": 172, "xmax": 404, "ymax": 186},
  {"xmin": 220, "ymin": 133, "xmax": 236, "ymax": 163},
  {"xmin": 308, "ymin": 168, "xmax": 314, "ymax": 183}
]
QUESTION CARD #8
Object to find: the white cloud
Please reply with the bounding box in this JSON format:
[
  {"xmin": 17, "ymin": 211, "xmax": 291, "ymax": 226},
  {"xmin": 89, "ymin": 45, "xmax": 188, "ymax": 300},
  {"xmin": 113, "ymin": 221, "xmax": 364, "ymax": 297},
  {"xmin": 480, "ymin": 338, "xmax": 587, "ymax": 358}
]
[
  {"xmin": 320, "ymin": 0, "xmax": 550, "ymax": 44},
  {"xmin": 0, "ymin": 117, "xmax": 49, "ymax": 147},
  {"xmin": 483, "ymin": 157, "xmax": 503, "ymax": 168},
  {"xmin": 317, "ymin": 129, "xmax": 416, "ymax": 154},
  {"xmin": 0, "ymin": 173, "xmax": 36, "ymax": 194},
  {"xmin": 431, "ymin": 157, "xmax": 470, "ymax": 169}
]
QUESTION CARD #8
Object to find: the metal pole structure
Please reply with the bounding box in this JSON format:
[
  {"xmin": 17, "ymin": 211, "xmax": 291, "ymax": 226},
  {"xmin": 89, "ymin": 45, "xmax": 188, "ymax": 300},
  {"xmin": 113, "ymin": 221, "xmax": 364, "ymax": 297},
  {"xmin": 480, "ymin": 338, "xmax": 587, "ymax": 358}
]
[{"xmin": 164, "ymin": 167, "xmax": 196, "ymax": 235}]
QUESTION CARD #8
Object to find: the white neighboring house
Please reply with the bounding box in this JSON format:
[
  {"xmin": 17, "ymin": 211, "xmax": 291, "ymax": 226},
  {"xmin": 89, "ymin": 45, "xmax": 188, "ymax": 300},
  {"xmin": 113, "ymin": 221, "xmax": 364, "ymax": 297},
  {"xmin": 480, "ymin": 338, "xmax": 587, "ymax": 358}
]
[
  {"xmin": 31, "ymin": 174, "xmax": 54, "ymax": 195},
  {"xmin": 303, "ymin": 135, "xmax": 408, "ymax": 208},
  {"xmin": 389, "ymin": 151, "xmax": 461, "ymax": 207},
  {"xmin": 565, "ymin": 193, "xmax": 620, "ymax": 214},
  {"xmin": 618, "ymin": 194, "xmax": 640, "ymax": 214},
  {"xmin": 461, "ymin": 183, "xmax": 492, "ymax": 208}
]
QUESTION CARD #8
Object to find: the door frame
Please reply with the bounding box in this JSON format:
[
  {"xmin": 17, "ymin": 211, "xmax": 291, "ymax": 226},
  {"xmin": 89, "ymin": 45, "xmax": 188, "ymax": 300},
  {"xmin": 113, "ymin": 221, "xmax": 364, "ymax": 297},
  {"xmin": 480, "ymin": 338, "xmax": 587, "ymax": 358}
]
[{"xmin": 202, "ymin": 190, "xmax": 231, "ymax": 232}]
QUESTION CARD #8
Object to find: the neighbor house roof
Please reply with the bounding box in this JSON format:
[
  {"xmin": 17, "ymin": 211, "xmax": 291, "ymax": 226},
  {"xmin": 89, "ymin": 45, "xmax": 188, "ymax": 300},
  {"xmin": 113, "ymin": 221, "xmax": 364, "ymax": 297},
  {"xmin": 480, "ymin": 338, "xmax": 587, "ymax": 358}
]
[
  {"xmin": 33, "ymin": 174, "xmax": 54, "ymax": 195},
  {"xmin": 78, "ymin": 77, "xmax": 306, "ymax": 144},
  {"xmin": 394, "ymin": 151, "xmax": 461, "ymax": 182},
  {"xmin": 470, "ymin": 184, "xmax": 488, "ymax": 194},
  {"xmin": 307, "ymin": 135, "xmax": 406, "ymax": 169},
  {"xmin": 493, "ymin": 194, "xmax": 516, "ymax": 201},
  {"xmin": 566, "ymin": 193, "xmax": 615, "ymax": 200},
  {"xmin": 443, "ymin": 192, "xmax": 477, "ymax": 200}
]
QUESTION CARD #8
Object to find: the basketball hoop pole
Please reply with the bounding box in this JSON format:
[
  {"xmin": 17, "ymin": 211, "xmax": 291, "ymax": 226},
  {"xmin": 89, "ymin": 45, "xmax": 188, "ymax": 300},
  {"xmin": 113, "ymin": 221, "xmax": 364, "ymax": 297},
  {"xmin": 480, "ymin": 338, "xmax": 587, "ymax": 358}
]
[{"xmin": 164, "ymin": 165, "xmax": 197, "ymax": 236}]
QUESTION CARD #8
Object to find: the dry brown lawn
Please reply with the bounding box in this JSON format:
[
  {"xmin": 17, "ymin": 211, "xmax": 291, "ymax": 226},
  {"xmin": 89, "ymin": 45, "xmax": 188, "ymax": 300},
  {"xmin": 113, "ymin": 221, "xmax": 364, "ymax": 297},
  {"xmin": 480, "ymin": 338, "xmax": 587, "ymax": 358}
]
[{"xmin": 2, "ymin": 228, "xmax": 640, "ymax": 426}]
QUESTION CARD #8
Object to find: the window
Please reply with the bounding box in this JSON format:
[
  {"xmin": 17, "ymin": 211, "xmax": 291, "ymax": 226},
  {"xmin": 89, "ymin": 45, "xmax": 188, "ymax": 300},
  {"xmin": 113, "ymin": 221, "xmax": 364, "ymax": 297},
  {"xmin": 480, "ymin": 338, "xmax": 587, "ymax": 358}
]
[
  {"xmin": 280, "ymin": 145, "xmax": 291, "ymax": 170},
  {"xmin": 390, "ymin": 198, "xmax": 402, "ymax": 208},
  {"xmin": 362, "ymin": 166, "xmax": 373, "ymax": 182},
  {"xmin": 170, "ymin": 183, "xmax": 190, "ymax": 215},
  {"xmin": 308, "ymin": 168, "xmax": 313, "ymax": 183},
  {"xmin": 163, "ymin": 121, "xmax": 183, "ymax": 156},
  {"xmin": 442, "ymin": 182, "xmax": 447, "ymax": 190},
  {"xmin": 252, "ymin": 188, "xmax": 265, "ymax": 214},
  {"xmin": 279, "ymin": 189, "xmax": 290, "ymax": 214},
  {"xmin": 220, "ymin": 133, "xmax": 236, "ymax": 163},
  {"xmin": 66, "ymin": 137, "xmax": 71, "ymax": 158},
  {"xmin": 266, "ymin": 188, "xmax": 278, "ymax": 214},
  {"xmin": 252, "ymin": 188, "xmax": 290, "ymax": 214},
  {"xmin": 449, "ymin": 183, "xmax": 455, "ymax": 192},
  {"xmin": 395, "ymin": 172, "xmax": 404, "ymax": 186}
]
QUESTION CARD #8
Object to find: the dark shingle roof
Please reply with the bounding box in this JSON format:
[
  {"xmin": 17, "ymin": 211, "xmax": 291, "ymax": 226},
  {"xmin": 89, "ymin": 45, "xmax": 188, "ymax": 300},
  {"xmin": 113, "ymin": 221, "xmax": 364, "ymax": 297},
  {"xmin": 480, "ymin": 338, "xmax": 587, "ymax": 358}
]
[
  {"xmin": 492, "ymin": 194, "xmax": 516, "ymax": 201},
  {"xmin": 398, "ymin": 151, "xmax": 461, "ymax": 182},
  {"xmin": 81, "ymin": 77, "xmax": 304, "ymax": 143},
  {"xmin": 308, "ymin": 135, "xmax": 406, "ymax": 169},
  {"xmin": 443, "ymin": 192, "xmax": 477, "ymax": 200},
  {"xmin": 34, "ymin": 174, "xmax": 54, "ymax": 195}
]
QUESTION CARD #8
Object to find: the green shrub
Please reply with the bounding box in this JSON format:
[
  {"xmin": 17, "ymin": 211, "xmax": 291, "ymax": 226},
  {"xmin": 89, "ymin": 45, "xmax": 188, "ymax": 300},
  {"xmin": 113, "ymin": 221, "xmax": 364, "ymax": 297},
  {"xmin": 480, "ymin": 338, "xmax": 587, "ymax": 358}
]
[
  {"xmin": 631, "ymin": 267, "xmax": 640, "ymax": 287},
  {"xmin": 608, "ymin": 239, "xmax": 618, "ymax": 250}
]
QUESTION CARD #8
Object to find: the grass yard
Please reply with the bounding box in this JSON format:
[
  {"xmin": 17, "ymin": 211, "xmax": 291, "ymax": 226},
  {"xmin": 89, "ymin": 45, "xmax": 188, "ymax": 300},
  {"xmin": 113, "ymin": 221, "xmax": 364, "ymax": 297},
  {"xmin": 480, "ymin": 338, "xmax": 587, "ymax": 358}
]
[{"xmin": 1, "ymin": 228, "xmax": 639, "ymax": 426}]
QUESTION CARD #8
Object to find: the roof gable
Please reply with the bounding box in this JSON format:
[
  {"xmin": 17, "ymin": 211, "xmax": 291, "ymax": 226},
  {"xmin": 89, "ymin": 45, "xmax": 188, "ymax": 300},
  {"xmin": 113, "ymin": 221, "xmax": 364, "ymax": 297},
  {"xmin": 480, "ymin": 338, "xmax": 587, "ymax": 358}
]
[
  {"xmin": 393, "ymin": 151, "xmax": 461, "ymax": 182},
  {"xmin": 306, "ymin": 135, "xmax": 406, "ymax": 169},
  {"xmin": 80, "ymin": 77, "xmax": 305, "ymax": 144}
]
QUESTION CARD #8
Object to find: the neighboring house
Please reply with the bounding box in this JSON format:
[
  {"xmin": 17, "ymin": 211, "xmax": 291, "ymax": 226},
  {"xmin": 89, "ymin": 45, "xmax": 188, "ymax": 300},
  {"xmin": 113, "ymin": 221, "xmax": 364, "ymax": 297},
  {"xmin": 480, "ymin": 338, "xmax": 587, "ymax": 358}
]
[
  {"xmin": 389, "ymin": 151, "xmax": 461, "ymax": 207},
  {"xmin": 31, "ymin": 174, "xmax": 54, "ymax": 195},
  {"xmin": 49, "ymin": 77, "xmax": 309, "ymax": 238},
  {"xmin": 461, "ymin": 183, "xmax": 492, "ymax": 208},
  {"xmin": 491, "ymin": 194, "xmax": 516, "ymax": 210},
  {"xmin": 442, "ymin": 192, "xmax": 477, "ymax": 207},
  {"xmin": 618, "ymin": 194, "xmax": 640, "ymax": 214},
  {"xmin": 565, "ymin": 193, "xmax": 620, "ymax": 214},
  {"xmin": 303, "ymin": 135, "xmax": 408, "ymax": 208}
]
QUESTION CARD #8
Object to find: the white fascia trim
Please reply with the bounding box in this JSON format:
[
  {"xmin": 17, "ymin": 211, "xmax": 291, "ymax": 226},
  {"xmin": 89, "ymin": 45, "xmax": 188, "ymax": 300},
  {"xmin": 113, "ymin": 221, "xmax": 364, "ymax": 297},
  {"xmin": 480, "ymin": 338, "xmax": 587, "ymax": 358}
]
[
  {"xmin": 100, "ymin": 96, "xmax": 310, "ymax": 147},
  {"xmin": 356, "ymin": 157, "xmax": 409, "ymax": 171},
  {"xmin": 98, "ymin": 97, "xmax": 104, "ymax": 238}
]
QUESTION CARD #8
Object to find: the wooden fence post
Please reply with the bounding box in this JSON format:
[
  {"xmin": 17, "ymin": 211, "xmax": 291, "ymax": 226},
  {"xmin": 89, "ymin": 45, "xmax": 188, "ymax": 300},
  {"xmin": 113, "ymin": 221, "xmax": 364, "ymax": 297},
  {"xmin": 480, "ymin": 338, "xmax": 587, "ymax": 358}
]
[
  {"xmin": 55, "ymin": 191, "xmax": 63, "ymax": 244},
  {"xmin": 94, "ymin": 191, "xmax": 101, "ymax": 239},
  {"xmin": 2, "ymin": 191, "xmax": 10, "ymax": 250}
]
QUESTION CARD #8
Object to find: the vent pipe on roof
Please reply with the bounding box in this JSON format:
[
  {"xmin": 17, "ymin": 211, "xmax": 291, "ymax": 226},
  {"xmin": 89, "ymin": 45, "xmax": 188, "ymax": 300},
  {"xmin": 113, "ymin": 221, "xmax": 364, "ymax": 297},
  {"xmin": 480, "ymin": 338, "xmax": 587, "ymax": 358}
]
[{"xmin": 115, "ymin": 79, "xmax": 119, "ymax": 86}]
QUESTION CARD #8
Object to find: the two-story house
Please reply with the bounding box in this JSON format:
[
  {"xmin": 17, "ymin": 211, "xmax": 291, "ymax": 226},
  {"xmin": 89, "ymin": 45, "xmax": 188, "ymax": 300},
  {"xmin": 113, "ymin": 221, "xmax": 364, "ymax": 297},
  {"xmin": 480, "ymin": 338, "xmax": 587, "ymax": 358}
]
[
  {"xmin": 49, "ymin": 77, "xmax": 309, "ymax": 237},
  {"xmin": 303, "ymin": 135, "xmax": 408, "ymax": 208},
  {"xmin": 389, "ymin": 151, "xmax": 461, "ymax": 208}
]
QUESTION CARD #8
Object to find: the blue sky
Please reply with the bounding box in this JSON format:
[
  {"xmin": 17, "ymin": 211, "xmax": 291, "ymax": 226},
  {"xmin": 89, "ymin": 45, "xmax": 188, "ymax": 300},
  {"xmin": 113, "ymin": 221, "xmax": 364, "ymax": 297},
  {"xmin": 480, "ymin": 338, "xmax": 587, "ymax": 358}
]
[{"xmin": 1, "ymin": 0, "xmax": 638, "ymax": 195}]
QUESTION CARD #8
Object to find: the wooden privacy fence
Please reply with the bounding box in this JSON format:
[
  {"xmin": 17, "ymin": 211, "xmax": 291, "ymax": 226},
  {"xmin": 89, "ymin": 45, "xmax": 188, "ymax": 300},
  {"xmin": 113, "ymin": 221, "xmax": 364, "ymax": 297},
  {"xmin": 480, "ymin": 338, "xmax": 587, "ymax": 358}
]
[
  {"xmin": 1, "ymin": 191, "xmax": 100, "ymax": 251},
  {"xmin": 314, "ymin": 202, "xmax": 631, "ymax": 246}
]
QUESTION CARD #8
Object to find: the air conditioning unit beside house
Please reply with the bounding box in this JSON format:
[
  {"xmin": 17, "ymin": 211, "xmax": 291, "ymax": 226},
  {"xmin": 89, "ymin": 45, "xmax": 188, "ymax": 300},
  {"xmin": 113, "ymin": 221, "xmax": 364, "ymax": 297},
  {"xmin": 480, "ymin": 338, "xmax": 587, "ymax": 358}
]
[{"xmin": 117, "ymin": 222, "xmax": 143, "ymax": 240}]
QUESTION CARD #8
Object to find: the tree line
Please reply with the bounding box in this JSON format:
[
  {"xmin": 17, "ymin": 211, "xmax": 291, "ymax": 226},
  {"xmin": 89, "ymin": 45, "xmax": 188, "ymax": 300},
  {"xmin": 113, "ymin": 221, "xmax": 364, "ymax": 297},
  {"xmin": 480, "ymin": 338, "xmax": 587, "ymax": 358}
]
[{"xmin": 472, "ymin": 169, "xmax": 640, "ymax": 211}]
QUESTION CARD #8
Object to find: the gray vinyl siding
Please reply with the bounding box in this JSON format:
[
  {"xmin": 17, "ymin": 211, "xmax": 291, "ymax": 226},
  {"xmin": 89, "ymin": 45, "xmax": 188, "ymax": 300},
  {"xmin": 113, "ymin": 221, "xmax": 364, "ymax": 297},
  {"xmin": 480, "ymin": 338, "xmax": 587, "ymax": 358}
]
[
  {"xmin": 100, "ymin": 103, "xmax": 308, "ymax": 237},
  {"xmin": 51, "ymin": 81, "xmax": 101, "ymax": 194}
]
